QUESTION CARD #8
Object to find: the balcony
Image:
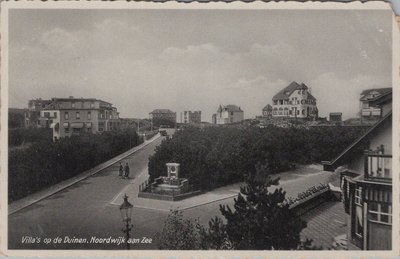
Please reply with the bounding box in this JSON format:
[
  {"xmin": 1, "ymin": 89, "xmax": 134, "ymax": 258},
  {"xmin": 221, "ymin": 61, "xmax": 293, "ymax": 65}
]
[
  {"xmin": 361, "ymin": 107, "xmax": 381, "ymax": 117},
  {"xmin": 364, "ymin": 153, "xmax": 392, "ymax": 181}
]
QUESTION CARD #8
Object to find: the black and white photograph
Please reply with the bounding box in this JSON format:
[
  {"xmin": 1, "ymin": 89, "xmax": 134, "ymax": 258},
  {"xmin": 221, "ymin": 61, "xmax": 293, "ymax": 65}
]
[{"xmin": 1, "ymin": 1, "xmax": 398, "ymax": 255}]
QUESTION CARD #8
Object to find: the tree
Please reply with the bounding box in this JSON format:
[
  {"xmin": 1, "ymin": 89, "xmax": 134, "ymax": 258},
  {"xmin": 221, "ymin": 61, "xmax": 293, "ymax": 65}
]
[
  {"xmin": 157, "ymin": 210, "xmax": 202, "ymax": 250},
  {"xmin": 203, "ymin": 163, "xmax": 308, "ymax": 250}
]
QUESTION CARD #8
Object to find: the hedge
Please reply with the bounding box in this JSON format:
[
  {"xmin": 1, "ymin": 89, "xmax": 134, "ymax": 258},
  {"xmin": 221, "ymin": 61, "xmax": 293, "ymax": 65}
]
[
  {"xmin": 148, "ymin": 125, "xmax": 367, "ymax": 191},
  {"xmin": 8, "ymin": 129, "xmax": 142, "ymax": 202}
]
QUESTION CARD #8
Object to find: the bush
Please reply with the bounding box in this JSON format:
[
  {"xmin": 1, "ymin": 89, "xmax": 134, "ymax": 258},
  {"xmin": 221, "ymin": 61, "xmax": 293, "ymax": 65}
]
[
  {"xmin": 8, "ymin": 129, "xmax": 142, "ymax": 202},
  {"xmin": 145, "ymin": 130, "xmax": 159, "ymax": 140},
  {"xmin": 148, "ymin": 125, "xmax": 366, "ymax": 191},
  {"xmin": 9, "ymin": 128, "xmax": 52, "ymax": 147}
]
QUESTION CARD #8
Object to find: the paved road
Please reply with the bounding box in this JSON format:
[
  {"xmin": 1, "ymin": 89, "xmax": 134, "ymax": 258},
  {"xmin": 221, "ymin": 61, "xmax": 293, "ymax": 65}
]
[
  {"xmin": 8, "ymin": 134, "xmax": 169, "ymax": 250},
  {"xmin": 8, "ymin": 129, "xmax": 336, "ymax": 250}
]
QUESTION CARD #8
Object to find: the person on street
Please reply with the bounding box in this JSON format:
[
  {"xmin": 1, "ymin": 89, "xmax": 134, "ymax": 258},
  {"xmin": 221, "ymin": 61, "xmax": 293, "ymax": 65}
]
[
  {"xmin": 119, "ymin": 162, "xmax": 123, "ymax": 178},
  {"xmin": 124, "ymin": 162, "xmax": 130, "ymax": 179}
]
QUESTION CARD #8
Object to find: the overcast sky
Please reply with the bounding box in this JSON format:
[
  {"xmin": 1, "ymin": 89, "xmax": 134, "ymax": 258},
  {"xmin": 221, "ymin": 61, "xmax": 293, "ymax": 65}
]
[{"xmin": 9, "ymin": 9, "xmax": 392, "ymax": 121}]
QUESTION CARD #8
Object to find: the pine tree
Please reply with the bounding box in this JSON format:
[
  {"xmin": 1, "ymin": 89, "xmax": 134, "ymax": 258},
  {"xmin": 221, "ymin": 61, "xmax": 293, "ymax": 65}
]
[{"xmin": 206, "ymin": 162, "xmax": 307, "ymax": 250}]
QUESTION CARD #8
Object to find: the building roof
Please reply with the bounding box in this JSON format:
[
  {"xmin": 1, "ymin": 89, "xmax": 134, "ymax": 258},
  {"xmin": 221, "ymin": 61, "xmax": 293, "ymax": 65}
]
[
  {"xmin": 262, "ymin": 104, "xmax": 272, "ymax": 111},
  {"xmin": 217, "ymin": 104, "xmax": 243, "ymax": 112},
  {"xmin": 150, "ymin": 109, "xmax": 176, "ymax": 114},
  {"xmin": 306, "ymin": 92, "xmax": 317, "ymax": 101},
  {"xmin": 359, "ymin": 87, "xmax": 392, "ymax": 101},
  {"xmin": 43, "ymin": 97, "xmax": 112, "ymax": 110},
  {"xmin": 51, "ymin": 97, "xmax": 111, "ymax": 104},
  {"xmin": 272, "ymin": 81, "xmax": 308, "ymax": 101},
  {"xmin": 322, "ymin": 111, "xmax": 392, "ymax": 171}
]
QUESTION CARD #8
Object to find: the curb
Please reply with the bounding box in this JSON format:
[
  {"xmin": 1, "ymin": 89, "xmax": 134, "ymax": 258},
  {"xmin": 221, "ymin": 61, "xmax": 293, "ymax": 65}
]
[{"xmin": 8, "ymin": 134, "xmax": 162, "ymax": 215}]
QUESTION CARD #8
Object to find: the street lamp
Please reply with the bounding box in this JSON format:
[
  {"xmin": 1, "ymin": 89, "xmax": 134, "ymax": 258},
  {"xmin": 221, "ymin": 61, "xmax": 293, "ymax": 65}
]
[{"xmin": 120, "ymin": 194, "xmax": 133, "ymax": 250}]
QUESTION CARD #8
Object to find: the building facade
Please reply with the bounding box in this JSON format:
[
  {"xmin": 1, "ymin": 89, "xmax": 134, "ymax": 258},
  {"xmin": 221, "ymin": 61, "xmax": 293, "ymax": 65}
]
[
  {"xmin": 182, "ymin": 111, "xmax": 201, "ymax": 124},
  {"xmin": 40, "ymin": 97, "xmax": 120, "ymax": 140},
  {"xmin": 262, "ymin": 104, "xmax": 272, "ymax": 118},
  {"xmin": 329, "ymin": 112, "xmax": 343, "ymax": 122},
  {"xmin": 212, "ymin": 105, "xmax": 244, "ymax": 124},
  {"xmin": 269, "ymin": 81, "xmax": 318, "ymax": 119},
  {"xmin": 149, "ymin": 109, "xmax": 177, "ymax": 127},
  {"xmin": 360, "ymin": 88, "xmax": 392, "ymax": 118},
  {"xmin": 323, "ymin": 96, "xmax": 392, "ymax": 250},
  {"xmin": 25, "ymin": 98, "xmax": 53, "ymax": 128}
]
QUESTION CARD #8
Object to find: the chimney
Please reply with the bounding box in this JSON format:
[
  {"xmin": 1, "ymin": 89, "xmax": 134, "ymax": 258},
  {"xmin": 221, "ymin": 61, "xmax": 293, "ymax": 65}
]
[{"xmin": 69, "ymin": 96, "xmax": 74, "ymax": 99}]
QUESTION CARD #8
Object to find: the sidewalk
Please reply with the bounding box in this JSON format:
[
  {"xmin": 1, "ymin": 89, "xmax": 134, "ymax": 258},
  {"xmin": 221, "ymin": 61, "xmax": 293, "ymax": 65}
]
[
  {"xmin": 110, "ymin": 165, "xmax": 335, "ymax": 212},
  {"xmin": 8, "ymin": 134, "xmax": 161, "ymax": 215}
]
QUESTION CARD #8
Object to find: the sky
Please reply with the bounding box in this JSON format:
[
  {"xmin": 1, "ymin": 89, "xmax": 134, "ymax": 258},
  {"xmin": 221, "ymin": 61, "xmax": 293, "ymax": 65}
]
[{"xmin": 8, "ymin": 8, "xmax": 392, "ymax": 121}]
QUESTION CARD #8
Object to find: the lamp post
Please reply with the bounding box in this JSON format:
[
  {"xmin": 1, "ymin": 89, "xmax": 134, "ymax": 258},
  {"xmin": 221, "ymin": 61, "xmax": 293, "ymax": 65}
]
[{"xmin": 120, "ymin": 194, "xmax": 133, "ymax": 250}]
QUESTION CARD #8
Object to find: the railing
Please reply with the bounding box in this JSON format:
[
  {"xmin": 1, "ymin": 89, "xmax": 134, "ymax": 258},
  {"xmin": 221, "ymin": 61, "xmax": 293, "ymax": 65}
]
[
  {"xmin": 139, "ymin": 179, "xmax": 149, "ymax": 192},
  {"xmin": 364, "ymin": 153, "xmax": 392, "ymax": 181}
]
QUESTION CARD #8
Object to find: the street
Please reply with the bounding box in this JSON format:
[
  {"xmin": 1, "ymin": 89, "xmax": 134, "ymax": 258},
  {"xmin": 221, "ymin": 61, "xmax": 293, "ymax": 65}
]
[{"xmin": 8, "ymin": 130, "xmax": 336, "ymax": 250}]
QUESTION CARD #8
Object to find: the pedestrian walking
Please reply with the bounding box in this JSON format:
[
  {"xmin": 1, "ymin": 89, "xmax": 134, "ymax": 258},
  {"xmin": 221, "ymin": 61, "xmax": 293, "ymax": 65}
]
[
  {"xmin": 124, "ymin": 162, "xmax": 130, "ymax": 179},
  {"xmin": 119, "ymin": 162, "xmax": 123, "ymax": 178}
]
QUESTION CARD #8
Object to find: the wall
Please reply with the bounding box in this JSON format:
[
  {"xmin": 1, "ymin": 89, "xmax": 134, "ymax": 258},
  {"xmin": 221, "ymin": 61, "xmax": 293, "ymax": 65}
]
[{"xmin": 368, "ymin": 221, "xmax": 391, "ymax": 250}]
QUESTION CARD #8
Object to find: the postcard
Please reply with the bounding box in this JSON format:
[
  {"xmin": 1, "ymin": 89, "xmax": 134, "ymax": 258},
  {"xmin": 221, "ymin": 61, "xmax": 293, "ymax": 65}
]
[{"xmin": 1, "ymin": 1, "xmax": 398, "ymax": 258}]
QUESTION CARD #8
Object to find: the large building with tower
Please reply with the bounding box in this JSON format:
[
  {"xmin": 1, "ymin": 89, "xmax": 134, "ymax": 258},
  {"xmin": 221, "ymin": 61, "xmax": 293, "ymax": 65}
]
[{"xmin": 268, "ymin": 81, "xmax": 318, "ymax": 119}]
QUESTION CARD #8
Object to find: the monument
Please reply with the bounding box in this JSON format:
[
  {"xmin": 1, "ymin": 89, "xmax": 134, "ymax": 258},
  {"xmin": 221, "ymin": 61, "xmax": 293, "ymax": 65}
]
[{"xmin": 152, "ymin": 163, "xmax": 189, "ymax": 195}]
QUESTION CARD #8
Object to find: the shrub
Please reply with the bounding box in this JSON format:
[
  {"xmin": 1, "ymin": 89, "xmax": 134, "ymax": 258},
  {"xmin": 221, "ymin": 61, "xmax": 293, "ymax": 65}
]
[
  {"xmin": 8, "ymin": 129, "xmax": 142, "ymax": 202},
  {"xmin": 148, "ymin": 125, "xmax": 365, "ymax": 191},
  {"xmin": 8, "ymin": 128, "xmax": 52, "ymax": 147}
]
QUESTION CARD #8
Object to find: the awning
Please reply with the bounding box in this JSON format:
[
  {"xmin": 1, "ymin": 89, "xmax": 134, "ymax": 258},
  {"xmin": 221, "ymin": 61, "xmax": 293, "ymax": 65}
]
[
  {"xmin": 85, "ymin": 122, "xmax": 92, "ymax": 128},
  {"xmin": 71, "ymin": 122, "xmax": 84, "ymax": 128},
  {"xmin": 63, "ymin": 122, "xmax": 69, "ymax": 128}
]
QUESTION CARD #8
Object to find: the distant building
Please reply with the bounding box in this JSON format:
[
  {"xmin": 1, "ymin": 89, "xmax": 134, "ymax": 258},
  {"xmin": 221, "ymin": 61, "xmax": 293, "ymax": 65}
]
[
  {"xmin": 25, "ymin": 98, "xmax": 53, "ymax": 128},
  {"xmin": 323, "ymin": 93, "xmax": 392, "ymax": 250},
  {"xmin": 262, "ymin": 104, "xmax": 272, "ymax": 118},
  {"xmin": 182, "ymin": 111, "xmax": 201, "ymax": 124},
  {"xmin": 360, "ymin": 88, "xmax": 392, "ymax": 118},
  {"xmin": 149, "ymin": 109, "xmax": 177, "ymax": 128},
  {"xmin": 268, "ymin": 81, "xmax": 318, "ymax": 119},
  {"xmin": 212, "ymin": 105, "xmax": 244, "ymax": 124},
  {"xmin": 212, "ymin": 114, "xmax": 217, "ymax": 124},
  {"xmin": 329, "ymin": 112, "xmax": 343, "ymax": 122},
  {"xmin": 41, "ymin": 97, "xmax": 120, "ymax": 141}
]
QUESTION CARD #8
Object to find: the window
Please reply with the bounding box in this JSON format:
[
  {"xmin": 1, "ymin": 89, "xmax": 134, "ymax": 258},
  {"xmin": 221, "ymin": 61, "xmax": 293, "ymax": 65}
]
[
  {"xmin": 54, "ymin": 112, "xmax": 57, "ymax": 118},
  {"xmin": 302, "ymin": 109, "xmax": 305, "ymax": 115},
  {"xmin": 64, "ymin": 112, "xmax": 69, "ymax": 120},
  {"xmin": 65, "ymin": 127, "xmax": 70, "ymax": 133},
  {"xmin": 71, "ymin": 102, "xmax": 75, "ymax": 108},
  {"xmin": 297, "ymin": 110, "xmax": 300, "ymax": 115},
  {"xmin": 87, "ymin": 112, "xmax": 91, "ymax": 120},
  {"xmin": 90, "ymin": 102, "xmax": 94, "ymax": 108},
  {"xmin": 354, "ymin": 187, "xmax": 363, "ymax": 237},
  {"xmin": 76, "ymin": 112, "xmax": 80, "ymax": 119},
  {"xmin": 369, "ymin": 202, "xmax": 392, "ymax": 225},
  {"xmin": 355, "ymin": 187, "xmax": 362, "ymax": 205},
  {"xmin": 230, "ymin": 112, "xmax": 234, "ymax": 116},
  {"xmin": 44, "ymin": 112, "xmax": 50, "ymax": 118}
]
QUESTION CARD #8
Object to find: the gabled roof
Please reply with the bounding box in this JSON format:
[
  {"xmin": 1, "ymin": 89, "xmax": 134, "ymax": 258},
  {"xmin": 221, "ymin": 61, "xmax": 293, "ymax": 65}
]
[
  {"xmin": 360, "ymin": 87, "xmax": 392, "ymax": 101},
  {"xmin": 322, "ymin": 111, "xmax": 392, "ymax": 171},
  {"xmin": 306, "ymin": 92, "xmax": 317, "ymax": 101},
  {"xmin": 262, "ymin": 104, "xmax": 272, "ymax": 111},
  {"xmin": 150, "ymin": 109, "xmax": 175, "ymax": 114},
  {"xmin": 272, "ymin": 81, "xmax": 308, "ymax": 101},
  {"xmin": 217, "ymin": 104, "xmax": 243, "ymax": 112}
]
